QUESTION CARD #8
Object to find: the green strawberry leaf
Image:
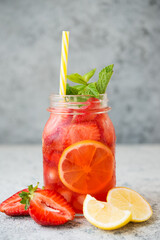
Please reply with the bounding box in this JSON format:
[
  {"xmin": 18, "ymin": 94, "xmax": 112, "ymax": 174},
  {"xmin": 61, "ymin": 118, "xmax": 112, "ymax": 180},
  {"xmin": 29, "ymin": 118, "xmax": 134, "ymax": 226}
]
[
  {"xmin": 66, "ymin": 73, "xmax": 87, "ymax": 85},
  {"xmin": 20, "ymin": 199, "xmax": 26, "ymax": 204},
  {"xmin": 25, "ymin": 199, "xmax": 30, "ymax": 210},
  {"xmin": 96, "ymin": 64, "xmax": 114, "ymax": 94},
  {"xmin": 82, "ymin": 68, "xmax": 96, "ymax": 83},
  {"xmin": 19, "ymin": 182, "xmax": 39, "ymax": 210},
  {"xmin": 28, "ymin": 185, "xmax": 33, "ymax": 192}
]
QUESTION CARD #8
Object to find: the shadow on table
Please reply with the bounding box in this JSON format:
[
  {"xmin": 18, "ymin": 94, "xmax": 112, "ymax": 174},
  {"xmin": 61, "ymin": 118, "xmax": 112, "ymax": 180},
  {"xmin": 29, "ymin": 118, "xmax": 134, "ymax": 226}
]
[
  {"xmin": 40, "ymin": 212, "xmax": 156, "ymax": 232},
  {"xmin": 47, "ymin": 198, "xmax": 158, "ymax": 234},
  {"xmin": 111, "ymin": 216, "xmax": 155, "ymax": 235}
]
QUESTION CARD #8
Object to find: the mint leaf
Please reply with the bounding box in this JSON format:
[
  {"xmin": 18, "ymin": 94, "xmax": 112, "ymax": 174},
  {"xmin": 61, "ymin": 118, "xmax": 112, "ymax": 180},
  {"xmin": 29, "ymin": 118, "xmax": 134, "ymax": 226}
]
[
  {"xmin": 67, "ymin": 73, "xmax": 87, "ymax": 85},
  {"xmin": 68, "ymin": 86, "xmax": 79, "ymax": 95},
  {"xmin": 66, "ymin": 83, "xmax": 72, "ymax": 95},
  {"xmin": 96, "ymin": 64, "xmax": 114, "ymax": 94},
  {"xmin": 71, "ymin": 85, "xmax": 86, "ymax": 94},
  {"xmin": 66, "ymin": 84, "xmax": 86, "ymax": 95},
  {"xmin": 82, "ymin": 68, "xmax": 96, "ymax": 83},
  {"xmin": 66, "ymin": 83, "xmax": 76, "ymax": 95},
  {"xmin": 66, "ymin": 65, "xmax": 114, "ymax": 97},
  {"xmin": 80, "ymin": 82, "xmax": 99, "ymax": 98},
  {"xmin": 67, "ymin": 69, "xmax": 96, "ymax": 85}
]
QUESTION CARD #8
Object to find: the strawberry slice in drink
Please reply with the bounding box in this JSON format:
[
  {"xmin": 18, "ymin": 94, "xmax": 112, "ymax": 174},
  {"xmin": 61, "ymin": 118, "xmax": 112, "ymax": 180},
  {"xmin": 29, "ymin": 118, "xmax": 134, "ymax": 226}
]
[
  {"xmin": 0, "ymin": 189, "xmax": 29, "ymax": 216},
  {"xmin": 43, "ymin": 131, "xmax": 63, "ymax": 155},
  {"xmin": 57, "ymin": 187, "xmax": 72, "ymax": 203},
  {"xmin": 72, "ymin": 194, "xmax": 86, "ymax": 213},
  {"xmin": 43, "ymin": 163, "xmax": 60, "ymax": 185},
  {"xmin": 73, "ymin": 98, "xmax": 101, "ymax": 123},
  {"xmin": 63, "ymin": 122, "xmax": 100, "ymax": 147},
  {"xmin": 96, "ymin": 113, "xmax": 116, "ymax": 147},
  {"xmin": 43, "ymin": 160, "xmax": 62, "ymax": 190},
  {"xmin": 43, "ymin": 109, "xmax": 72, "ymax": 155},
  {"xmin": 42, "ymin": 127, "xmax": 70, "ymax": 160},
  {"xmin": 43, "ymin": 108, "xmax": 72, "ymax": 144},
  {"xmin": 45, "ymin": 109, "xmax": 72, "ymax": 133},
  {"xmin": 43, "ymin": 151, "xmax": 62, "ymax": 166}
]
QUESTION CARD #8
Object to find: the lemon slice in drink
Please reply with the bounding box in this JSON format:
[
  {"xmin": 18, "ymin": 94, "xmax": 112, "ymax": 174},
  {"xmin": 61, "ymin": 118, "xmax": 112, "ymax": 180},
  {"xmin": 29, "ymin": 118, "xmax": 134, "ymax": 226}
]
[
  {"xmin": 83, "ymin": 195, "xmax": 131, "ymax": 230},
  {"xmin": 107, "ymin": 187, "xmax": 152, "ymax": 222}
]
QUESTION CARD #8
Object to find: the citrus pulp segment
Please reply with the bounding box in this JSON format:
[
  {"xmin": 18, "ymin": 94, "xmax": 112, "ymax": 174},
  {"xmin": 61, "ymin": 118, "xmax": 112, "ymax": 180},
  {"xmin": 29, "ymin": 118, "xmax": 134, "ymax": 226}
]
[
  {"xmin": 107, "ymin": 187, "xmax": 152, "ymax": 222},
  {"xmin": 83, "ymin": 195, "xmax": 131, "ymax": 230}
]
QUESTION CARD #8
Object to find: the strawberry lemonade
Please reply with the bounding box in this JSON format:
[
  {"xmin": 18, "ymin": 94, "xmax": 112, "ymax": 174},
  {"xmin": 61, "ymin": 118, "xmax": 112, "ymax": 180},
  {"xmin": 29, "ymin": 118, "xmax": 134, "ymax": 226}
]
[{"xmin": 42, "ymin": 94, "xmax": 116, "ymax": 214}]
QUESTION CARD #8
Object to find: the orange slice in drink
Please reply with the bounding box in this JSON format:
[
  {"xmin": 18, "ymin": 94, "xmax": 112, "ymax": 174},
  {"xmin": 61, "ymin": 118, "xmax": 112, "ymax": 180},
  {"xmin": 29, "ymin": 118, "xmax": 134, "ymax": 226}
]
[{"xmin": 58, "ymin": 140, "xmax": 114, "ymax": 194}]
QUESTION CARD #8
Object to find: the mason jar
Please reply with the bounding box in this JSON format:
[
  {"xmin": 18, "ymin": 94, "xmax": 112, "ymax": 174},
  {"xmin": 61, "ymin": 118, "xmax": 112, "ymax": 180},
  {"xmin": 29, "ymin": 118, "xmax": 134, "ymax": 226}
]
[{"xmin": 42, "ymin": 94, "xmax": 116, "ymax": 214}]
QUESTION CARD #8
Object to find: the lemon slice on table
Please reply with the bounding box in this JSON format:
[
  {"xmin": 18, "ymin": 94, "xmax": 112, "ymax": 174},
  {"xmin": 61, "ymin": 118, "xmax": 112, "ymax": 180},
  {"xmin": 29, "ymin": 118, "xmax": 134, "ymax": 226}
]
[
  {"xmin": 107, "ymin": 187, "xmax": 152, "ymax": 222},
  {"xmin": 83, "ymin": 195, "xmax": 131, "ymax": 230}
]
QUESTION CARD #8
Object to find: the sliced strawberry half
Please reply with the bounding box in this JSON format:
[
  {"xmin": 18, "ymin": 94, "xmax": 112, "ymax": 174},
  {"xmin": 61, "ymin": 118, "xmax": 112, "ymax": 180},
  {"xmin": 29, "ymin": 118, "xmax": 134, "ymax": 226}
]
[
  {"xmin": 43, "ymin": 109, "xmax": 72, "ymax": 143},
  {"xmin": 57, "ymin": 187, "xmax": 72, "ymax": 203},
  {"xmin": 42, "ymin": 130, "xmax": 64, "ymax": 156},
  {"xmin": 73, "ymin": 98, "xmax": 100, "ymax": 123},
  {"xmin": 18, "ymin": 183, "xmax": 75, "ymax": 226},
  {"xmin": 0, "ymin": 189, "xmax": 29, "ymax": 216},
  {"xmin": 42, "ymin": 126, "xmax": 69, "ymax": 156},
  {"xmin": 87, "ymin": 97, "xmax": 101, "ymax": 109},
  {"xmin": 29, "ymin": 189, "xmax": 75, "ymax": 226},
  {"xmin": 63, "ymin": 122, "xmax": 100, "ymax": 146},
  {"xmin": 43, "ymin": 162, "xmax": 61, "ymax": 190},
  {"xmin": 43, "ymin": 151, "xmax": 62, "ymax": 166},
  {"xmin": 96, "ymin": 113, "xmax": 116, "ymax": 146}
]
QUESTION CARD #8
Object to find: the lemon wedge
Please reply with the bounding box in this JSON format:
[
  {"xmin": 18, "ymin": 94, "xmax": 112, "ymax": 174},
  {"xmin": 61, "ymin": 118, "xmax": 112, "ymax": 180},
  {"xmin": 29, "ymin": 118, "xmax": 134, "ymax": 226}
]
[
  {"xmin": 83, "ymin": 194, "xmax": 131, "ymax": 230},
  {"xmin": 107, "ymin": 187, "xmax": 152, "ymax": 222}
]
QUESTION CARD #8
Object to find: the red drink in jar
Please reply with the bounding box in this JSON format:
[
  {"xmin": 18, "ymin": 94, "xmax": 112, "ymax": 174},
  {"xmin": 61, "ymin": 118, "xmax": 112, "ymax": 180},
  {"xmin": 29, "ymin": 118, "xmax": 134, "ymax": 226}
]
[{"xmin": 42, "ymin": 94, "xmax": 116, "ymax": 214}]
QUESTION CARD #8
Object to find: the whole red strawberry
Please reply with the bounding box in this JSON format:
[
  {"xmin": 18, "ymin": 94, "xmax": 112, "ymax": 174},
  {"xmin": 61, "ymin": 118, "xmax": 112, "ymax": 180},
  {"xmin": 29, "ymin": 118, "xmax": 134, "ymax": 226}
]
[{"xmin": 19, "ymin": 183, "xmax": 75, "ymax": 225}]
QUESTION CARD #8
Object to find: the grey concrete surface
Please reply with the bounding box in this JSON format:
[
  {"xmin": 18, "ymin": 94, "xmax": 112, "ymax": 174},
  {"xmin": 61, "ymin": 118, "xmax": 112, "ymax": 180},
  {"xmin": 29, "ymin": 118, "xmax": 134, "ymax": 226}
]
[
  {"xmin": 0, "ymin": 0, "xmax": 160, "ymax": 144},
  {"xmin": 0, "ymin": 145, "xmax": 159, "ymax": 239}
]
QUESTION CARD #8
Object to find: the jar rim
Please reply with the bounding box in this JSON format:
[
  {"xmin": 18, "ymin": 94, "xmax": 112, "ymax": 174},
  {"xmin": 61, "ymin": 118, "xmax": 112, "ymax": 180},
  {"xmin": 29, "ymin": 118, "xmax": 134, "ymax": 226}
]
[
  {"xmin": 50, "ymin": 93, "xmax": 107, "ymax": 97},
  {"xmin": 49, "ymin": 93, "xmax": 109, "ymax": 111}
]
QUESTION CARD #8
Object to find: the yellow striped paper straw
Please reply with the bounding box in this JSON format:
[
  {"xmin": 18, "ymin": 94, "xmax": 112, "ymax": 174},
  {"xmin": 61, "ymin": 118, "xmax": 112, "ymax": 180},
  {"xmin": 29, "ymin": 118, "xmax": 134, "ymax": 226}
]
[{"xmin": 59, "ymin": 31, "xmax": 69, "ymax": 95}]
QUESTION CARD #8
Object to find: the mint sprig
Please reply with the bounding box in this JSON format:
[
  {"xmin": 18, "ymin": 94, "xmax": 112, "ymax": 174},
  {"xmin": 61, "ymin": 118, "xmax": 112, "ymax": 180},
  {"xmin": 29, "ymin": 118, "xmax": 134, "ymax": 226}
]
[
  {"xmin": 66, "ymin": 73, "xmax": 87, "ymax": 85},
  {"xmin": 96, "ymin": 65, "xmax": 114, "ymax": 94},
  {"xmin": 66, "ymin": 84, "xmax": 86, "ymax": 95},
  {"xmin": 79, "ymin": 82, "xmax": 99, "ymax": 98},
  {"xmin": 66, "ymin": 68, "xmax": 96, "ymax": 85},
  {"xmin": 19, "ymin": 182, "xmax": 39, "ymax": 210},
  {"xmin": 66, "ymin": 65, "xmax": 114, "ymax": 97},
  {"xmin": 82, "ymin": 68, "xmax": 96, "ymax": 83}
]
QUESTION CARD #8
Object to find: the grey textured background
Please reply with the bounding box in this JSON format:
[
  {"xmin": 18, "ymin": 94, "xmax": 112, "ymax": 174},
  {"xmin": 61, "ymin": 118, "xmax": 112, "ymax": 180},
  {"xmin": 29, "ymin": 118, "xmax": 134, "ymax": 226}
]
[{"xmin": 0, "ymin": 0, "xmax": 160, "ymax": 144}]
